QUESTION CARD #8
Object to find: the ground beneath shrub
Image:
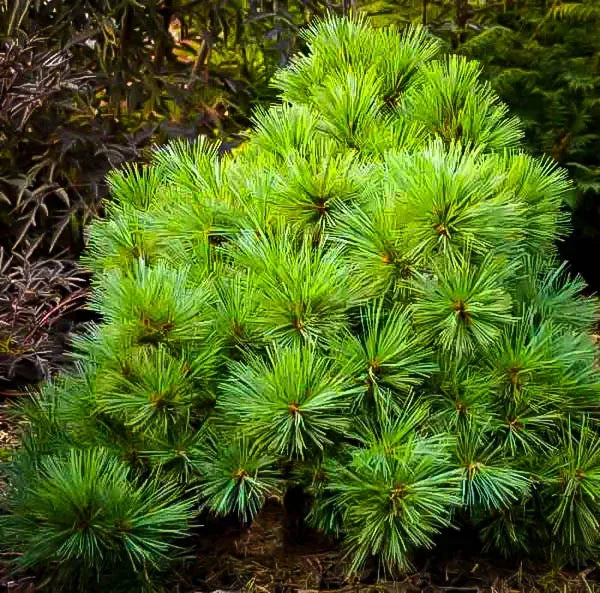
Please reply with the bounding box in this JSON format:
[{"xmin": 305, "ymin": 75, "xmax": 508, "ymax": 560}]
[
  {"xmin": 0, "ymin": 400, "xmax": 18, "ymax": 471},
  {"xmin": 0, "ymin": 405, "xmax": 18, "ymax": 450},
  {"xmin": 1, "ymin": 480, "xmax": 599, "ymax": 593},
  {"xmin": 170, "ymin": 501, "xmax": 600, "ymax": 593}
]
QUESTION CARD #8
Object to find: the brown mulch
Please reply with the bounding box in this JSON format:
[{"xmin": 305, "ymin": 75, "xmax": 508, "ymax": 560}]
[
  {"xmin": 0, "ymin": 404, "xmax": 19, "ymax": 452},
  {"xmin": 172, "ymin": 501, "xmax": 600, "ymax": 593}
]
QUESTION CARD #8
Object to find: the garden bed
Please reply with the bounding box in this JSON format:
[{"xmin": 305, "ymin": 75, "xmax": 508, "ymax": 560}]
[{"xmin": 173, "ymin": 503, "xmax": 600, "ymax": 593}]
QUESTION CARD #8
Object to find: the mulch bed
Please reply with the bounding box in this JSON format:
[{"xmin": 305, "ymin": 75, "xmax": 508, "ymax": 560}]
[
  {"xmin": 172, "ymin": 501, "xmax": 600, "ymax": 593},
  {"xmin": 0, "ymin": 405, "xmax": 18, "ymax": 452}
]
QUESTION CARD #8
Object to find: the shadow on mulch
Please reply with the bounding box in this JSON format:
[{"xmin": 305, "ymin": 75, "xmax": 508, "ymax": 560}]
[{"xmin": 171, "ymin": 501, "xmax": 600, "ymax": 593}]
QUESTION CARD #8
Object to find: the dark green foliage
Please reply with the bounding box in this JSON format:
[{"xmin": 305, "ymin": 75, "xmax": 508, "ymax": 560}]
[
  {"xmin": 456, "ymin": 1, "xmax": 600, "ymax": 197},
  {"xmin": 2, "ymin": 14, "xmax": 600, "ymax": 590},
  {"xmin": 455, "ymin": 0, "xmax": 600, "ymax": 286}
]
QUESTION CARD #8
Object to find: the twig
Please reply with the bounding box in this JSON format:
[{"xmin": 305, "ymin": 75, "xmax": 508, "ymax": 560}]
[{"xmin": 22, "ymin": 287, "xmax": 87, "ymax": 344}]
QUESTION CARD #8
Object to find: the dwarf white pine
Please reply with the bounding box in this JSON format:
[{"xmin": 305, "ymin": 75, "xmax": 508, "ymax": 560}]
[{"xmin": 2, "ymin": 14, "xmax": 599, "ymax": 591}]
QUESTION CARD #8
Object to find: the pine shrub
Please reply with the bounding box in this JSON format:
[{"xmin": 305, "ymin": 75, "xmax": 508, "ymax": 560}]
[{"xmin": 2, "ymin": 14, "xmax": 600, "ymax": 590}]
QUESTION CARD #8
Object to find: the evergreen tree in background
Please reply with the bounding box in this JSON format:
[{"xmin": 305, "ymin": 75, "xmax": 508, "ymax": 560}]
[
  {"xmin": 360, "ymin": 0, "xmax": 600, "ymax": 286},
  {"xmin": 2, "ymin": 14, "xmax": 600, "ymax": 591},
  {"xmin": 456, "ymin": 0, "xmax": 600, "ymax": 287}
]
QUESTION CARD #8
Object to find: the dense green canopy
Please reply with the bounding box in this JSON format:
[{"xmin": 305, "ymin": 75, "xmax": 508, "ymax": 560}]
[{"xmin": 2, "ymin": 14, "xmax": 600, "ymax": 592}]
